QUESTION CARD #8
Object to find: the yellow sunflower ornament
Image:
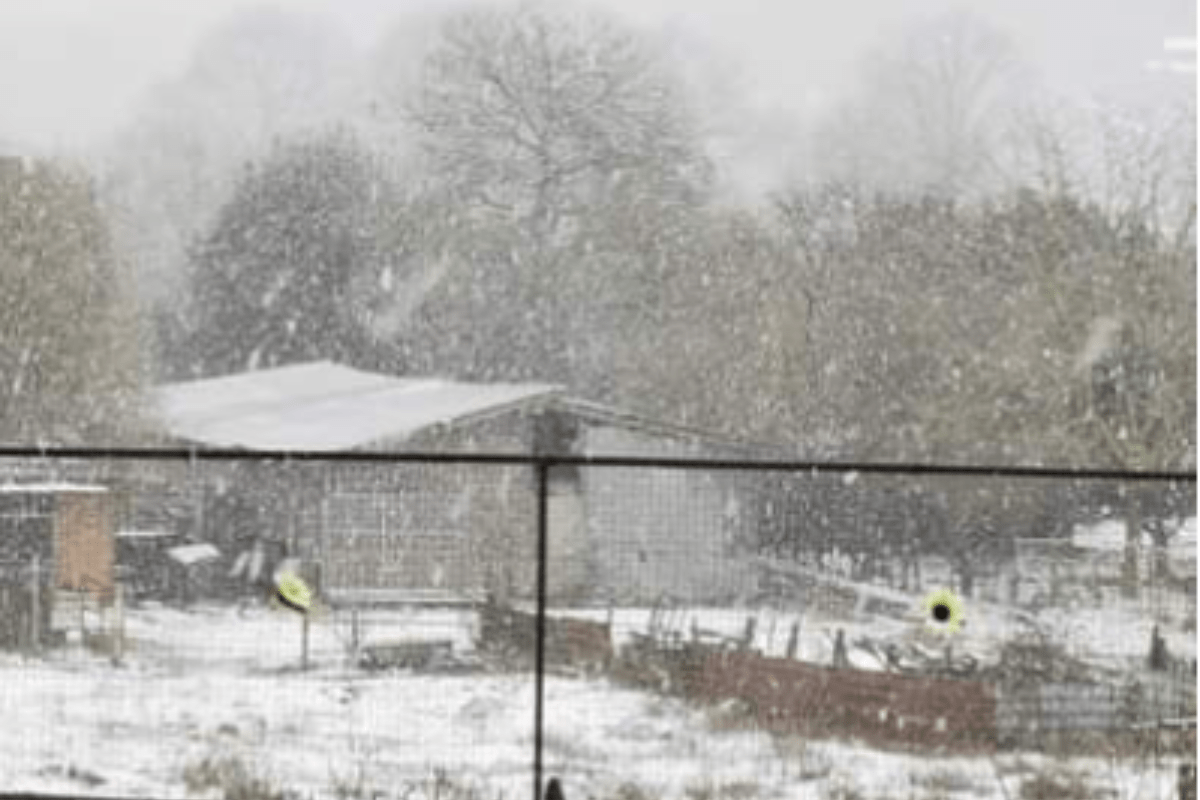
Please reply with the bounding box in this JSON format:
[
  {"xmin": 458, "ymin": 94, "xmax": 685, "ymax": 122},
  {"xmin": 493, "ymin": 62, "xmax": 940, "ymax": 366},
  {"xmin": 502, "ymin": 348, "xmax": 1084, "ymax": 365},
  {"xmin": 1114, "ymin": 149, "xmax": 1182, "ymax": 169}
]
[
  {"xmin": 922, "ymin": 587, "xmax": 965, "ymax": 635},
  {"xmin": 273, "ymin": 571, "xmax": 313, "ymax": 614}
]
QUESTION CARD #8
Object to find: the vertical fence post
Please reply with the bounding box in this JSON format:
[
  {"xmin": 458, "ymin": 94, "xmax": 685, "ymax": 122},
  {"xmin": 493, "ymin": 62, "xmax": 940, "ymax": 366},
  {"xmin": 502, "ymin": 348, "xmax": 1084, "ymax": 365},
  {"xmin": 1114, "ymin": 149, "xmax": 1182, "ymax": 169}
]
[
  {"xmin": 115, "ymin": 582, "xmax": 124, "ymax": 664},
  {"xmin": 30, "ymin": 553, "xmax": 40, "ymax": 652},
  {"xmin": 785, "ymin": 623, "xmax": 799, "ymax": 660},
  {"xmin": 301, "ymin": 611, "xmax": 310, "ymax": 671},
  {"xmin": 534, "ymin": 459, "xmax": 549, "ymax": 800}
]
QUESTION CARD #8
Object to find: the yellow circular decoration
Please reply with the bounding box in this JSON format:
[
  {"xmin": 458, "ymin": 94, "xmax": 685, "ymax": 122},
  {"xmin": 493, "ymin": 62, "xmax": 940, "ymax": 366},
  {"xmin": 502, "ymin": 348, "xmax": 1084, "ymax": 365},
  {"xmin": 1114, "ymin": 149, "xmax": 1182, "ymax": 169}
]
[
  {"xmin": 275, "ymin": 572, "xmax": 312, "ymax": 613},
  {"xmin": 922, "ymin": 587, "xmax": 965, "ymax": 634}
]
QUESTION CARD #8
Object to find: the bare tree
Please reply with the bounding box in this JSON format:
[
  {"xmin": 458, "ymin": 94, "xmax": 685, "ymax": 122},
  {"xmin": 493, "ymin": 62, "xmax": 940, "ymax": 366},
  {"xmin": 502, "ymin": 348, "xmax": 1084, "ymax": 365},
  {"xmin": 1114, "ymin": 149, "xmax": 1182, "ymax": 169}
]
[
  {"xmin": 404, "ymin": 0, "xmax": 707, "ymax": 243},
  {"xmin": 1000, "ymin": 93, "xmax": 1196, "ymax": 592},
  {"xmin": 811, "ymin": 9, "xmax": 1030, "ymax": 198},
  {"xmin": 386, "ymin": 0, "xmax": 714, "ymax": 394}
]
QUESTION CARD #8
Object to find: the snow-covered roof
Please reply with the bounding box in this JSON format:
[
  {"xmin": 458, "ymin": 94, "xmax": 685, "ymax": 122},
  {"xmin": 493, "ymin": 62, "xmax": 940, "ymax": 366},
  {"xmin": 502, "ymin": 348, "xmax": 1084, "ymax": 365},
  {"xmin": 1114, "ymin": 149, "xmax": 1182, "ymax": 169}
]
[{"xmin": 153, "ymin": 361, "xmax": 563, "ymax": 452}]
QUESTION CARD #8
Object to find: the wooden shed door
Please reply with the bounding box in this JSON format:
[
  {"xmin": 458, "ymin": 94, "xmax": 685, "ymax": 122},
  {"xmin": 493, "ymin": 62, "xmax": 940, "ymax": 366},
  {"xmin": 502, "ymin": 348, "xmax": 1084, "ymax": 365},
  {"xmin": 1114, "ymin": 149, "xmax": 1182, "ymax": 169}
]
[{"xmin": 55, "ymin": 493, "xmax": 114, "ymax": 601}]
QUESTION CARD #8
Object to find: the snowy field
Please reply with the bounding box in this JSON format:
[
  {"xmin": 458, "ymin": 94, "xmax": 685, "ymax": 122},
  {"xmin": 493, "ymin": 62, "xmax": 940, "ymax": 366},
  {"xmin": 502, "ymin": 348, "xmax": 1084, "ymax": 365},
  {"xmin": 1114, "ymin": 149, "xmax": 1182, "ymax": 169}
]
[{"xmin": 0, "ymin": 600, "xmax": 1190, "ymax": 799}]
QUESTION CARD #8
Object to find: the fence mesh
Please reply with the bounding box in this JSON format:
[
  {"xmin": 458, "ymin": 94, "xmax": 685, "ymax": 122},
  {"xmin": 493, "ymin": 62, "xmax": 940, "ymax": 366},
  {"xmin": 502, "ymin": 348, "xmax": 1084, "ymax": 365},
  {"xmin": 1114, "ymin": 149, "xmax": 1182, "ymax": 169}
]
[{"xmin": 0, "ymin": 452, "xmax": 1193, "ymax": 800}]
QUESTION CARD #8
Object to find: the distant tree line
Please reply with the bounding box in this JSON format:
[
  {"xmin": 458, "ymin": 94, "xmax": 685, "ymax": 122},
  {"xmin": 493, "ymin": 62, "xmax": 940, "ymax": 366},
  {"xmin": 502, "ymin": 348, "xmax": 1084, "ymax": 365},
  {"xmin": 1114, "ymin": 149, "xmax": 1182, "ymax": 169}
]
[{"xmin": 0, "ymin": 2, "xmax": 1192, "ymax": 590}]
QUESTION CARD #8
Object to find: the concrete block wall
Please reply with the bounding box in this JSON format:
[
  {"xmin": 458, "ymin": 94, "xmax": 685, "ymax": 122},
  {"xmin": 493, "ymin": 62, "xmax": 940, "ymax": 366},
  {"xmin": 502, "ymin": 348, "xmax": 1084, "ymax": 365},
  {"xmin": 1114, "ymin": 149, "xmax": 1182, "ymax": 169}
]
[{"xmin": 581, "ymin": 425, "xmax": 758, "ymax": 604}]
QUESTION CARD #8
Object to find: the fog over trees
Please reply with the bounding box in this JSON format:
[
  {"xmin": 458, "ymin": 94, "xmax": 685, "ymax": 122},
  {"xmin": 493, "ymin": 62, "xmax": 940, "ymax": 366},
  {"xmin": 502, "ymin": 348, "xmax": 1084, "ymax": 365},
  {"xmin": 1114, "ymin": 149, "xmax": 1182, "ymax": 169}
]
[
  {"xmin": 0, "ymin": 156, "xmax": 144, "ymax": 443},
  {"xmin": 0, "ymin": 0, "xmax": 1192, "ymax": 479}
]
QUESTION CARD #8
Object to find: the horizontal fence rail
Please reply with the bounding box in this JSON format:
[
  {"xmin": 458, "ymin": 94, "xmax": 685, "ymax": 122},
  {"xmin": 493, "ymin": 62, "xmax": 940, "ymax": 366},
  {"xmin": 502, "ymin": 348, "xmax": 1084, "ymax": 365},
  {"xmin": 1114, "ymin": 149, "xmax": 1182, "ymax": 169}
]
[{"xmin": 0, "ymin": 445, "xmax": 1193, "ymax": 481}]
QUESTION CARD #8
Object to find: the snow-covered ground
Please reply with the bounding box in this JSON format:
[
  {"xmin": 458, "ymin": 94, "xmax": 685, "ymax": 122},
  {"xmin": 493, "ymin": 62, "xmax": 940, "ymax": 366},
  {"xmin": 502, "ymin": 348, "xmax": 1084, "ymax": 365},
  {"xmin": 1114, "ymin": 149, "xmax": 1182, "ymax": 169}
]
[
  {"xmin": 550, "ymin": 587, "xmax": 1195, "ymax": 675},
  {"xmin": 0, "ymin": 600, "xmax": 1190, "ymax": 799}
]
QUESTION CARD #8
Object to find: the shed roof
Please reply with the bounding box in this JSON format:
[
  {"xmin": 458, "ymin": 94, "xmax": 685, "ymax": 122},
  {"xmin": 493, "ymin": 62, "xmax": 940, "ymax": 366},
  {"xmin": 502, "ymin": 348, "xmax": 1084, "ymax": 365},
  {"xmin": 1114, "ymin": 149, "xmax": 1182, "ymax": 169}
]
[{"xmin": 154, "ymin": 361, "xmax": 563, "ymax": 452}]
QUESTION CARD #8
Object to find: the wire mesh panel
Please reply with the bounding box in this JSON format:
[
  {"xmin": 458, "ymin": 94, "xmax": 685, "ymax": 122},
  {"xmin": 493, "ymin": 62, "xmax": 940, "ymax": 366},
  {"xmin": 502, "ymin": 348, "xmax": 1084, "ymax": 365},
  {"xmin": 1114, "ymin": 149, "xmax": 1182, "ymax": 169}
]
[
  {"xmin": 547, "ymin": 465, "xmax": 1196, "ymax": 800},
  {"xmin": 0, "ymin": 451, "xmax": 1193, "ymax": 800},
  {"xmin": 0, "ymin": 454, "xmax": 542, "ymax": 800}
]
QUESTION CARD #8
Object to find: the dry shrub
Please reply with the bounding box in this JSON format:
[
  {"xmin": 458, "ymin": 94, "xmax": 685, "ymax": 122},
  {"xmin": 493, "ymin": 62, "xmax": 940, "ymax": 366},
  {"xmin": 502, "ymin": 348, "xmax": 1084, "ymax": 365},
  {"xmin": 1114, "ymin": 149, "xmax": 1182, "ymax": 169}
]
[
  {"xmin": 401, "ymin": 767, "xmax": 490, "ymax": 800},
  {"xmin": 608, "ymin": 782, "xmax": 656, "ymax": 800},
  {"xmin": 182, "ymin": 753, "xmax": 291, "ymax": 800},
  {"xmin": 771, "ymin": 734, "xmax": 833, "ymax": 782},
  {"xmin": 819, "ymin": 776, "xmax": 866, "ymax": 800},
  {"xmin": 683, "ymin": 780, "xmax": 761, "ymax": 800},
  {"xmin": 1018, "ymin": 767, "xmax": 1095, "ymax": 800},
  {"xmin": 913, "ymin": 766, "xmax": 985, "ymax": 796}
]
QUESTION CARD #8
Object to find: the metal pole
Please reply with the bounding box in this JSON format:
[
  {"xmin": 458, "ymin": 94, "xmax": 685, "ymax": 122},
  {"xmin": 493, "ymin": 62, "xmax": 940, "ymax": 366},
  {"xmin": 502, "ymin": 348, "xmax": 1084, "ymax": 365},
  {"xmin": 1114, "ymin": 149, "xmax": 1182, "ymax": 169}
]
[
  {"xmin": 533, "ymin": 460, "xmax": 549, "ymax": 800},
  {"xmin": 115, "ymin": 582, "xmax": 124, "ymax": 664},
  {"xmin": 301, "ymin": 612, "xmax": 309, "ymax": 671},
  {"xmin": 28, "ymin": 554, "xmax": 40, "ymax": 653}
]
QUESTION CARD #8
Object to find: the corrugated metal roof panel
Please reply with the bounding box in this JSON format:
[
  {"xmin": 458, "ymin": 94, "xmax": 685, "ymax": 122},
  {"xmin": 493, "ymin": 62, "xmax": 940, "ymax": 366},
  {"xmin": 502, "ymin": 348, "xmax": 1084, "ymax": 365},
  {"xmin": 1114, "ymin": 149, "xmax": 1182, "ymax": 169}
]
[{"xmin": 153, "ymin": 361, "xmax": 562, "ymax": 452}]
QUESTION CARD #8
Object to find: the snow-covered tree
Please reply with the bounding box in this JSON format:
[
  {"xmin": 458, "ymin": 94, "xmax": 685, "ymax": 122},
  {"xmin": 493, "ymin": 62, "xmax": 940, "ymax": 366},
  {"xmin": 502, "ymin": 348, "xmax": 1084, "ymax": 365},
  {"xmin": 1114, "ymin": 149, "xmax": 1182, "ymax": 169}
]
[
  {"xmin": 0, "ymin": 156, "xmax": 144, "ymax": 443},
  {"xmin": 181, "ymin": 128, "xmax": 399, "ymax": 379}
]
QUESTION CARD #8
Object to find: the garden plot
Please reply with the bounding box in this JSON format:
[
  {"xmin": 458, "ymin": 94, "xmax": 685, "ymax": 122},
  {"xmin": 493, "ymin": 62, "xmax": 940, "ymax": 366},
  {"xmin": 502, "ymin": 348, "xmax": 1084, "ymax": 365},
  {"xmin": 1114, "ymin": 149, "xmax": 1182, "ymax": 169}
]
[{"xmin": 0, "ymin": 602, "xmax": 1190, "ymax": 799}]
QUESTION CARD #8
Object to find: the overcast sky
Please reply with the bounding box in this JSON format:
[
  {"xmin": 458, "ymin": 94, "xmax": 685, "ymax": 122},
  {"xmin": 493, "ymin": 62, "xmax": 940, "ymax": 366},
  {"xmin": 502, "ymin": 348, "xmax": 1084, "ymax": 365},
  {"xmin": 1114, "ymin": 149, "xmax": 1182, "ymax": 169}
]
[{"xmin": 0, "ymin": 0, "xmax": 1193, "ymax": 151}]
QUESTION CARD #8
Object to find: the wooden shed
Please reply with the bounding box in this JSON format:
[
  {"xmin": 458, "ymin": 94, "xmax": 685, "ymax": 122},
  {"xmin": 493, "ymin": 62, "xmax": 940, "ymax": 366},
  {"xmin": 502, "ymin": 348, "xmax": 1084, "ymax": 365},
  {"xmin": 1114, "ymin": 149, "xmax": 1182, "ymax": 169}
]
[
  {"xmin": 152, "ymin": 361, "xmax": 780, "ymax": 608},
  {"xmin": 0, "ymin": 483, "xmax": 116, "ymax": 647}
]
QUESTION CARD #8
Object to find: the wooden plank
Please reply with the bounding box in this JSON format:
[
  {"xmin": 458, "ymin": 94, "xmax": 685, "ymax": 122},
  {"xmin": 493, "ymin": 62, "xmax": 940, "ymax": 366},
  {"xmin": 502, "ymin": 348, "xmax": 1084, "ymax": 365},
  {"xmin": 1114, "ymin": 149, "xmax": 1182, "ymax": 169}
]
[
  {"xmin": 325, "ymin": 588, "xmax": 481, "ymax": 609},
  {"xmin": 54, "ymin": 492, "xmax": 114, "ymax": 601}
]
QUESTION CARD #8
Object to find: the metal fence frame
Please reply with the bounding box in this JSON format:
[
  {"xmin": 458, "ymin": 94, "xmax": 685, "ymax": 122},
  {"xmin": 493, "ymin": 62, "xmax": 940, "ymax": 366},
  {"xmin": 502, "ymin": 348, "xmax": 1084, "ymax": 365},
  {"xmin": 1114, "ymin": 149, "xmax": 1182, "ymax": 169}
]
[{"xmin": 0, "ymin": 445, "xmax": 1193, "ymax": 800}]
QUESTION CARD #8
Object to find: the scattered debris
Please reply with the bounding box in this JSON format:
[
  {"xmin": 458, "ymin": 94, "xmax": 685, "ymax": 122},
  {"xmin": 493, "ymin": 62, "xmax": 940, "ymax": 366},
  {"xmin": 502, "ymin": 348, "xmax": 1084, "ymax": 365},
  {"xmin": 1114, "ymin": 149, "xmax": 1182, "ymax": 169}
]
[
  {"xmin": 477, "ymin": 599, "xmax": 613, "ymax": 675},
  {"xmin": 36, "ymin": 762, "xmax": 106, "ymax": 787},
  {"xmin": 357, "ymin": 639, "xmax": 458, "ymax": 672}
]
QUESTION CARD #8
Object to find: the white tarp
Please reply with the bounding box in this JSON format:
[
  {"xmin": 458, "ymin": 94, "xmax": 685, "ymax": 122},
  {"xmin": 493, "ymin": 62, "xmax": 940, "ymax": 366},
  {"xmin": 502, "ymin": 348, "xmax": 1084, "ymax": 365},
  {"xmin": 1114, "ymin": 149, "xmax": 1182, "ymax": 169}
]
[{"xmin": 167, "ymin": 543, "xmax": 220, "ymax": 566}]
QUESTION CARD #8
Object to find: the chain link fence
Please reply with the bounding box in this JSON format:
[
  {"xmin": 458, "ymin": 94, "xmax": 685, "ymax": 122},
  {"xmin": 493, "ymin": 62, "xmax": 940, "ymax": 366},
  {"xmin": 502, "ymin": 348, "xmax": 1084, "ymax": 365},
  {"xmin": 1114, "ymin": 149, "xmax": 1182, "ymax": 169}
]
[{"xmin": 0, "ymin": 450, "xmax": 1193, "ymax": 800}]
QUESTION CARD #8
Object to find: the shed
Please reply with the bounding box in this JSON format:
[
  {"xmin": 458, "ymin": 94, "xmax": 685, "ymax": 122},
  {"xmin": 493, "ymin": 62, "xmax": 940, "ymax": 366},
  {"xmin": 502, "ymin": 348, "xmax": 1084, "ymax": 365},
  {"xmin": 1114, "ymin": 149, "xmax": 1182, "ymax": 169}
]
[
  {"xmin": 151, "ymin": 361, "xmax": 772, "ymax": 607},
  {"xmin": 0, "ymin": 482, "xmax": 116, "ymax": 647},
  {"xmin": 0, "ymin": 483, "xmax": 115, "ymax": 597}
]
